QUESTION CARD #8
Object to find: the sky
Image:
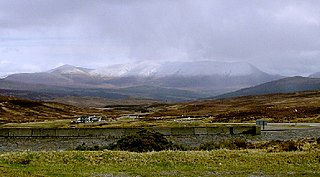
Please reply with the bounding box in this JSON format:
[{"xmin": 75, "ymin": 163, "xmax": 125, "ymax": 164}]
[{"xmin": 1, "ymin": 0, "xmax": 320, "ymax": 76}]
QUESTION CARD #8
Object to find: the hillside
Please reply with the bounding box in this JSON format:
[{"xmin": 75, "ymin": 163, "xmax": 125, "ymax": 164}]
[
  {"xmin": 145, "ymin": 91, "xmax": 320, "ymax": 123},
  {"xmin": 0, "ymin": 95, "xmax": 125, "ymax": 123},
  {"xmin": 215, "ymin": 76, "xmax": 320, "ymax": 99}
]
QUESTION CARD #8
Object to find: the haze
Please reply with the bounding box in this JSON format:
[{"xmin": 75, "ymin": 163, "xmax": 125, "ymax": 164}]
[{"xmin": 1, "ymin": 0, "xmax": 320, "ymax": 76}]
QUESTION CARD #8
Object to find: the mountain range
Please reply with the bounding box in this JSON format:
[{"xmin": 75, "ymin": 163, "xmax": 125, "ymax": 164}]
[
  {"xmin": 3, "ymin": 60, "xmax": 320, "ymax": 103},
  {"xmin": 4, "ymin": 61, "xmax": 282, "ymax": 92}
]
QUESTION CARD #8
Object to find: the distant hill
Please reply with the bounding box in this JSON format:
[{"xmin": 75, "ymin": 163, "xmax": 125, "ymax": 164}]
[{"xmin": 215, "ymin": 76, "xmax": 320, "ymax": 99}]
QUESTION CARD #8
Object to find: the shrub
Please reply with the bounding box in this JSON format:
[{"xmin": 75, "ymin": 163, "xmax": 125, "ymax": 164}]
[
  {"xmin": 107, "ymin": 129, "xmax": 185, "ymax": 152},
  {"xmin": 281, "ymin": 140, "xmax": 300, "ymax": 152},
  {"xmin": 74, "ymin": 130, "xmax": 185, "ymax": 152}
]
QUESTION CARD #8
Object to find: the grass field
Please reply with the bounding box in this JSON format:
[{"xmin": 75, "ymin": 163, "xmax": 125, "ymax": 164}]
[{"xmin": 0, "ymin": 150, "xmax": 319, "ymax": 176}]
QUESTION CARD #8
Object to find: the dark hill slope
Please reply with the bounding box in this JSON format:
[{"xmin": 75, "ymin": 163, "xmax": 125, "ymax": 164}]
[{"xmin": 215, "ymin": 76, "xmax": 320, "ymax": 99}]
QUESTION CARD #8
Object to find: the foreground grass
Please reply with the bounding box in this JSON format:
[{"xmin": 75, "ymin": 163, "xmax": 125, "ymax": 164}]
[{"xmin": 0, "ymin": 150, "xmax": 319, "ymax": 177}]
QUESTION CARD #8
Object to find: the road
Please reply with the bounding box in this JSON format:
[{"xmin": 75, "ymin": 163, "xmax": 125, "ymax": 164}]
[{"xmin": 262, "ymin": 123, "xmax": 320, "ymax": 130}]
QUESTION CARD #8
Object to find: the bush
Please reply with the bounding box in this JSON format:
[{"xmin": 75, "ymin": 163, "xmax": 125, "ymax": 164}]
[
  {"xmin": 74, "ymin": 129, "xmax": 185, "ymax": 152},
  {"xmin": 107, "ymin": 129, "xmax": 185, "ymax": 152},
  {"xmin": 280, "ymin": 140, "xmax": 300, "ymax": 152}
]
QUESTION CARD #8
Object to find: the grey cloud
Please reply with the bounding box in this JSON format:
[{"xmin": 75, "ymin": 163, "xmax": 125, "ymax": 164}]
[
  {"xmin": 0, "ymin": 0, "xmax": 320, "ymax": 76},
  {"xmin": 0, "ymin": 0, "xmax": 86, "ymax": 29}
]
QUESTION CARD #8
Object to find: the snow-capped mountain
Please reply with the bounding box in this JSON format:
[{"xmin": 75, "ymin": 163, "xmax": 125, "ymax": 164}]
[
  {"xmin": 156, "ymin": 61, "xmax": 261, "ymax": 76},
  {"xmin": 91, "ymin": 61, "xmax": 161, "ymax": 77},
  {"xmin": 49, "ymin": 64, "xmax": 93, "ymax": 75},
  {"xmin": 5, "ymin": 64, "xmax": 96, "ymax": 86},
  {"xmin": 91, "ymin": 61, "xmax": 261, "ymax": 77},
  {"xmin": 4, "ymin": 61, "xmax": 282, "ymax": 94}
]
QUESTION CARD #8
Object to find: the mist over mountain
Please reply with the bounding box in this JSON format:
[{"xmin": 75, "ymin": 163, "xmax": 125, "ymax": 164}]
[
  {"xmin": 4, "ymin": 61, "xmax": 282, "ymax": 95},
  {"xmin": 309, "ymin": 72, "xmax": 320, "ymax": 78},
  {"xmin": 4, "ymin": 60, "xmax": 320, "ymax": 103},
  {"xmin": 92, "ymin": 61, "xmax": 261, "ymax": 77}
]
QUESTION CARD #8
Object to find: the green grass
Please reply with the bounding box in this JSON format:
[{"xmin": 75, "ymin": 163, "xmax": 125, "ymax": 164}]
[{"xmin": 0, "ymin": 150, "xmax": 319, "ymax": 176}]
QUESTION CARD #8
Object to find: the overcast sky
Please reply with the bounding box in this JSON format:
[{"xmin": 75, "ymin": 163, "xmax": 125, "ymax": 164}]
[{"xmin": 1, "ymin": 0, "xmax": 320, "ymax": 76}]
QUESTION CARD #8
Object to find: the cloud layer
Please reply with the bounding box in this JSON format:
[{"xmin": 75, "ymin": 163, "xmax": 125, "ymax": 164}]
[{"xmin": 1, "ymin": 0, "xmax": 320, "ymax": 76}]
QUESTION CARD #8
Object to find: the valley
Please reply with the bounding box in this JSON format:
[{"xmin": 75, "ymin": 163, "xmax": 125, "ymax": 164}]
[{"xmin": 1, "ymin": 90, "xmax": 320, "ymax": 129}]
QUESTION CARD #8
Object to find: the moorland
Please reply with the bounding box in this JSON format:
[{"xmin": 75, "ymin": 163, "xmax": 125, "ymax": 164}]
[{"xmin": 1, "ymin": 90, "xmax": 320, "ymax": 176}]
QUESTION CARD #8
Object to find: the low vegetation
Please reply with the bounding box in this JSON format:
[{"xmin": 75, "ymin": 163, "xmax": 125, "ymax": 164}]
[
  {"xmin": 0, "ymin": 130, "xmax": 319, "ymax": 176},
  {"xmin": 199, "ymin": 138, "xmax": 320, "ymax": 152}
]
